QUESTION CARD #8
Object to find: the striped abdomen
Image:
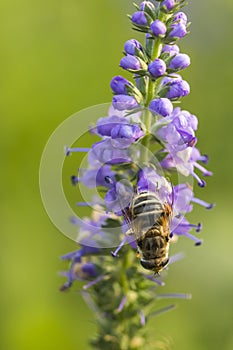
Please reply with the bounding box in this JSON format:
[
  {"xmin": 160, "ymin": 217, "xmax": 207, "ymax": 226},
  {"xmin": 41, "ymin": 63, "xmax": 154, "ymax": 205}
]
[
  {"xmin": 130, "ymin": 191, "xmax": 172, "ymax": 273},
  {"xmin": 131, "ymin": 191, "xmax": 165, "ymax": 236}
]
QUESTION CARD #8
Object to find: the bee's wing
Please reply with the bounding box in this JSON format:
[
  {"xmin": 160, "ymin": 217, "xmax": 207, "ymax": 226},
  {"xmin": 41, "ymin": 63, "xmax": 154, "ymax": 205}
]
[{"xmin": 121, "ymin": 206, "xmax": 134, "ymax": 236}]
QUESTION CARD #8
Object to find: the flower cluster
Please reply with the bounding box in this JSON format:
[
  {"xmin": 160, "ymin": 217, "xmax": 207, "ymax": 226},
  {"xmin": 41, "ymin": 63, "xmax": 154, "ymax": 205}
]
[{"xmin": 61, "ymin": 1, "xmax": 213, "ymax": 349}]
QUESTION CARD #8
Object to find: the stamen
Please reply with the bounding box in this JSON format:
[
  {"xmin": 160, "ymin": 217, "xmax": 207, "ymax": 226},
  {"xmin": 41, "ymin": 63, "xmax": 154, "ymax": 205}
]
[
  {"xmin": 192, "ymin": 197, "xmax": 215, "ymax": 209},
  {"xmin": 142, "ymin": 273, "xmax": 165, "ymax": 286},
  {"xmin": 194, "ymin": 162, "xmax": 213, "ymax": 176},
  {"xmin": 157, "ymin": 293, "xmax": 192, "ymax": 300},
  {"xmin": 199, "ymin": 154, "xmax": 209, "ymax": 164},
  {"xmin": 190, "ymin": 171, "xmax": 206, "ymax": 187},
  {"xmin": 178, "ymin": 222, "xmax": 202, "ymax": 232},
  {"xmin": 65, "ymin": 146, "xmax": 91, "ymax": 156},
  {"xmin": 71, "ymin": 175, "xmax": 79, "ymax": 185},
  {"xmin": 59, "ymin": 280, "xmax": 72, "ymax": 292},
  {"xmin": 111, "ymin": 236, "xmax": 128, "ymax": 257},
  {"xmin": 183, "ymin": 232, "xmax": 203, "ymax": 245},
  {"xmin": 116, "ymin": 296, "xmax": 127, "ymax": 313},
  {"xmin": 148, "ymin": 304, "xmax": 176, "ymax": 319},
  {"xmin": 168, "ymin": 252, "xmax": 185, "ymax": 265},
  {"xmin": 138, "ymin": 310, "xmax": 146, "ymax": 326},
  {"xmin": 83, "ymin": 274, "xmax": 106, "ymax": 290},
  {"xmin": 70, "ymin": 216, "xmax": 82, "ymax": 225},
  {"xmin": 60, "ymin": 251, "xmax": 79, "ymax": 260},
  {"xmin": 76, "ymin": 202, "xmax": 94, "ymax": 207},
  {"xmin": 59, "ymin": 271, "xmax": 73, "ymax": 291},
  {"xmin": 81, "ymin": 291, "xmax": 99, "ymax": 315}
]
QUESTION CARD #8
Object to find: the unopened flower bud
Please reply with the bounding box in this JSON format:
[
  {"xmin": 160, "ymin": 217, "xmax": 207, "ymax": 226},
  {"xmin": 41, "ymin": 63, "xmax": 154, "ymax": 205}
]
[
  {"xmin": 148, "ymin": 58, "xmax": 166, "ymax": 78},
  {"xmin": 169, "ymin": 53, "xmax": 190, "ymax": 70},
  {"xmin": 169, "ymin": 22, "xmax": 187, "ymax": 38},
  {"xmin": 161, "ymin": 0, "xmax": 175, "ymax": 11},
  {"xmin": 120, "ymin": 55, "xmax": 146, "ymax": 72},
  {"xmin": 124, "ymin": 39, "xmax": 143, "ymax": 56},
  {"xmin": 110, "ymin": 76, "xmax": 132, "ymax": 95},
  {"xmin": 131, "ymin": 11, "xmax": 150, "ymax": 26},
  {"xmin": 150, "ymin": 19, "xmax": 167, "ymax": 37}
]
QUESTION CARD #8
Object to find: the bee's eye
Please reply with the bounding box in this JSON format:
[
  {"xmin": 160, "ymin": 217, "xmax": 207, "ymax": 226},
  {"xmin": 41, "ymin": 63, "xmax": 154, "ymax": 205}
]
[{"xmin": 140, "ymin": 259, "xmax": 156, "ymax": 270}]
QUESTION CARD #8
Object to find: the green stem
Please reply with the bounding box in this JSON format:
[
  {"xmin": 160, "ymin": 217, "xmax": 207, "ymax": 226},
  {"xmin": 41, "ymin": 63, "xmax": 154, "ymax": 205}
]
[
  {"xmin": 142, "ymin": 38, "xmax": 163, "ymax": 164},
  {"xmin": 145, "ymin": 38, "xmax": 162, "ymax": 107},
  {"xmin": 120, "ymin": 247, "xmax": 131, "ymax": 294}
]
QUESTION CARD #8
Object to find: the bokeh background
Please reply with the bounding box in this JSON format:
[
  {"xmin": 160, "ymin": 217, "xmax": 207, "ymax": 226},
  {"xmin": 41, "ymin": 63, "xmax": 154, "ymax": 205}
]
[{"xmin": 1, "ymin": 0, "xmax": 233, "ymax": 349}]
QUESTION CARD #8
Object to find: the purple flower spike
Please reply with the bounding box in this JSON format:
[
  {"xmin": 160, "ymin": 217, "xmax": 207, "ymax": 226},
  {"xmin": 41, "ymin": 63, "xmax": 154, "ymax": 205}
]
[
  {"xmin": 150, "ymin": 20, "xmax": 167, "ymax": 37},
  {"xmin": 131, "ymin": 11, "xmax": 149, "ymax": 26},
  {"xmin": 112, "ymin": 95, "xmax": 139, "ymax": 111},
  {"xmin": 110, "ymin": 76, "xmax": 131, "ymax": 95},
  {"xmin": 161, "ymin": 0, "xmax": 175, "ymax": 11},
  {"xmin": 120, "ymin": 55, "xmax": 142, "ymax": 71},
  {"xmin": 169, "ymin": 53, "xmax": 191, "ymax": 70},
  {"xmin": 149, "ymin": 98, "xmax": 173, "ymax": 117},
  {"xmin": 124, "ymin": 39, "xmax": 143, "ymax": 55},
  {"xmin": 148, "ymin": 58, "xmax": 166, "ymax": 78},
  {"xmin": 60, "ymin": 0, "xmax": 214, "ymax": 337},
  {"xmin": 169, "ymin": 23, "xmax": 187, "ymax": 39}
]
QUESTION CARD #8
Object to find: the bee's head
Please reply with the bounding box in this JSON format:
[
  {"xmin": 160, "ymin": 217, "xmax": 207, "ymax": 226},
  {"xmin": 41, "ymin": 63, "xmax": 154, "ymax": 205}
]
[{"xmin": 140, "ymin": 258, "xmax": 169, "ymax": 274}]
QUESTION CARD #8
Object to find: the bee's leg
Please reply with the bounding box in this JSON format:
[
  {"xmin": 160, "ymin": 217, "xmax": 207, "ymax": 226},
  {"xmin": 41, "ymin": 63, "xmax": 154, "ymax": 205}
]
[
  {"xmin": 154, "ymin": 271, "xmax": 160, "ymax": 276},
  {"xmin": 111, "ymin": 236, "xmax": 128, "ymax": 257}
]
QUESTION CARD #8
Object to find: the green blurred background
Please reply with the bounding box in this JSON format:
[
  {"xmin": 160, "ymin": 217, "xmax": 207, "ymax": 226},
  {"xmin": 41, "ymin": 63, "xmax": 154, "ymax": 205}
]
[{"xmin": 1, "ymin": 0, "xmax": 233, "ymax": 349}]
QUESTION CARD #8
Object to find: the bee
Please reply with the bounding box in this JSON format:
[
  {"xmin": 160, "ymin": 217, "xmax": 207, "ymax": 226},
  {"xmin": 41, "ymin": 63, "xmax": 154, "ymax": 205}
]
[{"xmin": 124, "ymin": 190, "xmax": 173, "ymax": 274}]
